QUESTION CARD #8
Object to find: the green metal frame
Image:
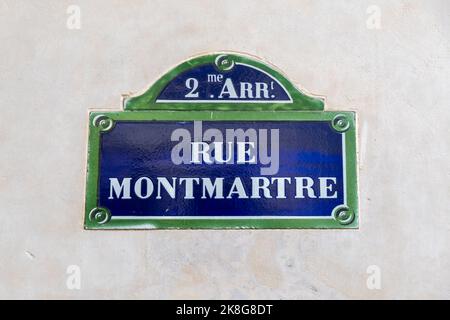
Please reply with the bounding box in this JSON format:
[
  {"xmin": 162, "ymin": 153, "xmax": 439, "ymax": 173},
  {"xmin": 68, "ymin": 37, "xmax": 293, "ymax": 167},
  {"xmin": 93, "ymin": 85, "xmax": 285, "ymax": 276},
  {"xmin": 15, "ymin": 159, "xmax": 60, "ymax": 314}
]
[
  {"xmin": 85, "ymin": 111, "xmax": 358, "ymax": 229},
  {"xmin": 84, "ymin": 52, "xmax": 358, "ymax": 230}
]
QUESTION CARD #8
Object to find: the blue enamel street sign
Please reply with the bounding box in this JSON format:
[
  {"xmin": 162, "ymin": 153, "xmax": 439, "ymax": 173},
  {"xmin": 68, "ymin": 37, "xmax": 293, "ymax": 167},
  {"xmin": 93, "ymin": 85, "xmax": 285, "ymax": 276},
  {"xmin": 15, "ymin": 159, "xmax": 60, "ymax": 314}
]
[{"xmin": 85, "ymin": 53, "xmax": 358, "ymax": 229}]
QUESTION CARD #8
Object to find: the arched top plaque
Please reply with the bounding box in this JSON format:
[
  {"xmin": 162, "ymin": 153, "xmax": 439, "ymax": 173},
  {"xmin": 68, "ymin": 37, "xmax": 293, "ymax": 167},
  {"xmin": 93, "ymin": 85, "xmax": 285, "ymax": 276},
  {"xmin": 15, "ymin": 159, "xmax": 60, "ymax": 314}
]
[{"xmin": 123, "ymin": 52, "xmax": 324, "ymax": 111}]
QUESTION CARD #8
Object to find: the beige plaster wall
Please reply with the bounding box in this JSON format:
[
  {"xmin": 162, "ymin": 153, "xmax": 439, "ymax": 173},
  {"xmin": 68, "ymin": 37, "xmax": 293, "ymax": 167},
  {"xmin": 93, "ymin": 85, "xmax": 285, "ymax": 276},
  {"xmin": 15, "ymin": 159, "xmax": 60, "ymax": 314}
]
[{"xmin": 0, "ymin": 0, "xmax": 449, "ymax": 299}]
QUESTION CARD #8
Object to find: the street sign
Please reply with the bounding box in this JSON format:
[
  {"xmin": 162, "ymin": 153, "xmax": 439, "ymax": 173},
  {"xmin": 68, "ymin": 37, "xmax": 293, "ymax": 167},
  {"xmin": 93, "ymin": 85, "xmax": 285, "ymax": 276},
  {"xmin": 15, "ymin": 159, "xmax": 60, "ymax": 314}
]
[{"xmin": 84, "ymin": 53, "xmax": 358, "ymax": 229}]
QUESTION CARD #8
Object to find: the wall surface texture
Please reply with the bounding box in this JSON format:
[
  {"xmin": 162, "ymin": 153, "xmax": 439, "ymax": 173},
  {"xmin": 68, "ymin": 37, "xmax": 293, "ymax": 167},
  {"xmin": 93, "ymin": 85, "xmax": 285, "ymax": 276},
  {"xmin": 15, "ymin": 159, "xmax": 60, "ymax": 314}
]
[{"xmin": 0, "ymin": 0, "xmax": 449, "ymax": 299}]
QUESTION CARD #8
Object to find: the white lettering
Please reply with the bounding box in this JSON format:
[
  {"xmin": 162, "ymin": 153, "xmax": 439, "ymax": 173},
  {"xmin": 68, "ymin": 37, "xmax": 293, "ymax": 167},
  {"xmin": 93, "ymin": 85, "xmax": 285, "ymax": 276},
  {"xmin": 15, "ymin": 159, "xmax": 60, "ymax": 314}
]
[
  {"xmin": 201, "ymin": 178, "xmax": 224, "ymax": 199},
  {"xmin": 319, "ymin": 177, "xmax": 337, "ymax": 198},
  {"xmin": 134, "ymin": 177, "xmax": 154, "ymax": 199},
  {"xmin": 295, "ymin": 177, "xmax": 316, "ymax": 198},
  {"xmin": 109, "ymin": 178, "xmax": 131, "ymax": 199},
  {"xmin": 251, "ymin": 177, "xmax": 272, "ymax": 199},
  {"xmin": 218, "ymin": 78, "xmax": 238, "ymax": 98},
  {"xmin": 227, "ymin": 177, "xmax": 248, "ymax": 199}
]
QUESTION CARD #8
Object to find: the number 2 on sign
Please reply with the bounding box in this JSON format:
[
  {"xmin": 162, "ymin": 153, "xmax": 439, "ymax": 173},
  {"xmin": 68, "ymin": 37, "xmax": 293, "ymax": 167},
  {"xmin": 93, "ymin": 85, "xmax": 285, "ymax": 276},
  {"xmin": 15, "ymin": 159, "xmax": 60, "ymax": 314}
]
[{"xmin": 185, "ymin": 78, "xmax": 199, "ymax": 98}]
